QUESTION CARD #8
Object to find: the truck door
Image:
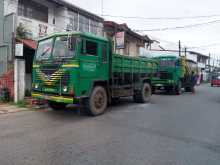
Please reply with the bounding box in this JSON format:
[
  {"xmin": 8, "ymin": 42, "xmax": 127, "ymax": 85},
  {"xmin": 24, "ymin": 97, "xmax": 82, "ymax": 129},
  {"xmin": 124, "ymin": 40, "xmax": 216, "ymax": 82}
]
[
  {"xmin": 98, "ymin": 42, "xmax": 109, "ymax": 80},
  {"xmin": 79, "ymin": 39, "xmax": 109, "ymax": 96}
]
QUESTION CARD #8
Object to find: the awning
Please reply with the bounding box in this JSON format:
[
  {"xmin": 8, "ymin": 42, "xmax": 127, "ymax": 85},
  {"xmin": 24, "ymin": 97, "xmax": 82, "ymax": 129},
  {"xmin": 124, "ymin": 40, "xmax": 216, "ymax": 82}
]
[{"xmin": 16, "ymin": 39, "xmax": 37, "ymax": 50}]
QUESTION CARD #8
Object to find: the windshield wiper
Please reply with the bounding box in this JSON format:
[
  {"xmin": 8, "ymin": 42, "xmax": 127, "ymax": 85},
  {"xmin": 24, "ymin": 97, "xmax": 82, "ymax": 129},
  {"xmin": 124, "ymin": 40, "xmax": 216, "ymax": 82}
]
[{"xmin": 40, "ymin": 47, "xmax": 51, "ymax": 57}]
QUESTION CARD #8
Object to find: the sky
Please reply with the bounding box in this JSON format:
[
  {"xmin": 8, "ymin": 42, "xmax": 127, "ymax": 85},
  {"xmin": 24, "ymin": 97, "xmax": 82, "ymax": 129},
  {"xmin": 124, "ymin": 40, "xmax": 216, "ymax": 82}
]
[{"xmin": 66, "ymin": 0, "xmax": 220, "ymax": 58}]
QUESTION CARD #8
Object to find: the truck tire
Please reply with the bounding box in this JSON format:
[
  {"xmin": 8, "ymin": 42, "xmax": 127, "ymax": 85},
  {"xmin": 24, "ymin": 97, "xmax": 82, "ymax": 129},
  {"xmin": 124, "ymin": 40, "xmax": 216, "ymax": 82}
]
[
  {"xmin": 83, "ymin": 86, "xmax": 107, "ymax": 116},
  {"xmin": 133, "ymin": 83, "xmax": 151, "ymax": 103},
  {"xmin": 175, "ymin": 82, "xmax": 182, "ymax": 95},
  {"xmin": 48, "ymin": 101, "xmax": 67, "ymax": 110}
]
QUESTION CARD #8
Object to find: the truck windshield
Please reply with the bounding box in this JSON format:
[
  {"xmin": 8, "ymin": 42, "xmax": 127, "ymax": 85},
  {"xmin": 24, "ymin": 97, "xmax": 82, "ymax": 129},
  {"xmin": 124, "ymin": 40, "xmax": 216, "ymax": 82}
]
[
  {"xmin": 35, "ymin": 38, "xmax": 53, "ymax": 61},
  {"xmin": 53, "ymin": 36, "xmax": 76, "ymax": 59},
  {"xmin": 159, "ymin": 59, "xmax": 176, "ymax": 67}
]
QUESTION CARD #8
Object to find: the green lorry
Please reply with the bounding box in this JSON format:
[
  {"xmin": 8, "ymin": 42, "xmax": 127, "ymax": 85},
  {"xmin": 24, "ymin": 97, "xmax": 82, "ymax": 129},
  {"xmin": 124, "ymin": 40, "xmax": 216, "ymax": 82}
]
[
  {"xmin": 32, "ymin": 32, "xmax": 158, "ymax": 116},
  {"xmin": 151, "ymin": 55, "xmax": 198, "ymax": 95}
]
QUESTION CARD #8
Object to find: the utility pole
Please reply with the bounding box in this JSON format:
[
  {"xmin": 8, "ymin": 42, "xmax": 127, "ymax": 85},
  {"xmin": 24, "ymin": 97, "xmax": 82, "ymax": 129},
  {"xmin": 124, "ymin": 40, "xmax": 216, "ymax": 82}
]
[
  {"xmin": 0, "ymin": 0, "xmax": 4, "ymax": 44},
  {"xmin": 184, "ymin": 47, "xmax": 187, "ymax": 57},
  {"xmin": 101, "ymin": 0, "xmax": 104, "ymax": 16},
  {"xmin": 178, "ymin": 40, "xmax": 181, "ymax": 57}
]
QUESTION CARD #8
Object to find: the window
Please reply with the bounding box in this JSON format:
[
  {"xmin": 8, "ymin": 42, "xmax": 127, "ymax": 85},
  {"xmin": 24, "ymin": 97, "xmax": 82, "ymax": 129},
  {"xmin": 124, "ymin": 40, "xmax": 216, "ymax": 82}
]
[
  {"xmin": 53, "ymin": 36, "xmax": 76, "ymax": 59},
  {"xmin": 18, "ymin": 0, "xmax": 48, "ymax": 23},
  {"xmin": 36, "ymin": 38, "xmax": 53, "ymax": 61},
  {"xmin": 67, "ymin": 10, "xmax": 78, "ymax": 31},
  {"xmin": 79, "ymin": 15, "xmax": 89, "ymax": 32},
  {"xmin": 90, "ymin": 20, "xmax": 98, "ymax": 35},
  {"xmin": 85, "ymin": 41, "xmax": 97, "ymax": 56},
  {"xmin": 102, "ymin": 44, "xmax": 107, "ymax": 62}
]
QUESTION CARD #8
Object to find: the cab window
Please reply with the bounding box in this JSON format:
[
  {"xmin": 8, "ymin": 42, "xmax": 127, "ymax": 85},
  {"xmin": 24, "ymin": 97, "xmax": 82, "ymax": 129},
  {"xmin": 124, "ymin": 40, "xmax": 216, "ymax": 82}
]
[{"xmin": 84, "ymin": 40, "xmax": 97, "ymax": 56}]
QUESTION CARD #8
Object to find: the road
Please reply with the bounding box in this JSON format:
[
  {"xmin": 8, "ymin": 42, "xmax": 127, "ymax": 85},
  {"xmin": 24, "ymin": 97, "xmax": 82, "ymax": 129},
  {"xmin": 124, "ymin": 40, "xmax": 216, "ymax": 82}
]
[{"xmin": 0, "ymin": 84, "xmax": 220, "ymax": 165}]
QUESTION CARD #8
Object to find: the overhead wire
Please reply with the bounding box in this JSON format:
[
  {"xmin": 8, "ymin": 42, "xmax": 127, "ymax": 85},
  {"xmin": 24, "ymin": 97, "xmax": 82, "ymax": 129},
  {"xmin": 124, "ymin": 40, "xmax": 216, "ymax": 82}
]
[{"xmin": 103, "ymin": 14, "xmax": 220, "ymax": 20}]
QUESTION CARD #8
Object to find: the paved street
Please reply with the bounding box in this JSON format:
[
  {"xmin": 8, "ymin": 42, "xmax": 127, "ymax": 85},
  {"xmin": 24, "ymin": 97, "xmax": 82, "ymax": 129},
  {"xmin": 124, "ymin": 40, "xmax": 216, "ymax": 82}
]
[{"xmin": 0, "ymin": 84, "xmax": 220, "ymax": 165}]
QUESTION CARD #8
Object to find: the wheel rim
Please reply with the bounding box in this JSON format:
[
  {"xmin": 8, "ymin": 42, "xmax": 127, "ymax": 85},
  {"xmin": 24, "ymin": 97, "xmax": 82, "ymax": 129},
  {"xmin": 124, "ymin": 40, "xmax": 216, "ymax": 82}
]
[{"xmin": 94, "ymin": 90, "xmax": 106, "ymax": 110}]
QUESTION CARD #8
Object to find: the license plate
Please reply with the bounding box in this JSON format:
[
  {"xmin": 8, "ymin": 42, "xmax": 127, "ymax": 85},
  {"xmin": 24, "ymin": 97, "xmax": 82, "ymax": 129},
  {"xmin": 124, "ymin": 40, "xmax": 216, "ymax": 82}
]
[
  {"xmin": 44, "ymin": 95, "xmax": 50, "ymax": 100},
  {"xmin": 44, "ymin": 88, "xmax": 55, "ymax": 92}
]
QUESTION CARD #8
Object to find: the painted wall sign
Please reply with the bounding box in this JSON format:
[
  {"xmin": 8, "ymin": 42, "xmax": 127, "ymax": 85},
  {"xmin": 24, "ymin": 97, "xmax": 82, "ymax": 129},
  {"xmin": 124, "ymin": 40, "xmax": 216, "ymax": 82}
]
[{"xmin": 15, "ymin": 43, "xmax": 24, "ymax": 57}]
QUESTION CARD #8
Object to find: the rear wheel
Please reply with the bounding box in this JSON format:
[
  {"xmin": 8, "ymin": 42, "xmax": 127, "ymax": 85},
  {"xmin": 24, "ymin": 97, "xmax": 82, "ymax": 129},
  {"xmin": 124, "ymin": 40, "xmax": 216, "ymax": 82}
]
[
  {"xmin": 48, "ymin": 101, "xmax": 67, "ymax": 110},
  {"xmin": 83, "ymin": 86, "xmax": 107, "ymax": 116},
  {"xmin": 133, "ymin": 83, "xmax": 152, "ymax": 103}
]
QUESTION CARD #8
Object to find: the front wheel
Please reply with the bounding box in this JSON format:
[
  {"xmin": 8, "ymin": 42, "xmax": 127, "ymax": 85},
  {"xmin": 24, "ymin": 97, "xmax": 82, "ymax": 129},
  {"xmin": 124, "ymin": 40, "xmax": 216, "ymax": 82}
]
[
  {"xmin": 48, "ymin": 101, "xmax": 67, "ymax": 110},
  {"xmin": 133, "ymin": 83, "xmax": 152, "ymax": 103},
  {"xmin": 83, "ymin": 86, "xmax": 108, "ymax": 116}
]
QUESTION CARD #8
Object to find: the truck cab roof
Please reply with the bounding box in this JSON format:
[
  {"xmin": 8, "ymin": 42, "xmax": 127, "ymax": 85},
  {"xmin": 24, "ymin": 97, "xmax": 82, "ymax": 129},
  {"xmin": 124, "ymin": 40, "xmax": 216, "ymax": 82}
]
[{"xmin": 37, "ymin": 31, "xmax": 108, "ymax": 42}]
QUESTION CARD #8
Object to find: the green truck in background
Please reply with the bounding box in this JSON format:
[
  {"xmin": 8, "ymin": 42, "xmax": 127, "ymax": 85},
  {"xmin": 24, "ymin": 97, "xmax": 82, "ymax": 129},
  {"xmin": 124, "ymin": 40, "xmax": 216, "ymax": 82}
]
[
  {"xmin": 151, "ymin": 55, "xmax": 198, "ymax": 95},
  {"xmin": 32, "ymin": 32, "xmax": 158, "ymax": 116}
]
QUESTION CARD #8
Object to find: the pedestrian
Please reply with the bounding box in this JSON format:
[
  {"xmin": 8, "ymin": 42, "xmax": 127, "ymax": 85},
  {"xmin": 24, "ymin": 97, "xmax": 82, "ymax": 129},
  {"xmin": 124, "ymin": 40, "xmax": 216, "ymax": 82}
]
[{"xmin": 191, "ymin": 71, "xmax": 198, "ymax": 94}]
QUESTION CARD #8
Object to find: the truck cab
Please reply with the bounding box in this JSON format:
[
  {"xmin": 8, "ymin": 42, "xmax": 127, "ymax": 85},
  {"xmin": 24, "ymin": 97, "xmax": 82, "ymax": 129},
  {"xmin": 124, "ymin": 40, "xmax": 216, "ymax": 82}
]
[
  {"xmin": 152, "ymin": 56, "xmax": 184, "ymax": 94},
  {"xmin": 32, "ymin": 32, "xmax": 110, "ymax": 111},
  {"xmin": 152, "ymin": 55, "xmax": 197, "ymax": 94}
]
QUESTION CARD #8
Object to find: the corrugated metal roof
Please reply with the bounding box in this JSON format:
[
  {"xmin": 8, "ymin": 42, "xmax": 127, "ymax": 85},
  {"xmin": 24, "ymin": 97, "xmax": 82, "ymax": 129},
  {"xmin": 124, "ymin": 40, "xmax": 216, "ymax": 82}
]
[
  {"xmin": 104, "ymin": 21, "xmax": 152, "ymax": 43},
  {"xmin": 16, "ymin": 39, "xmax": 37, "ymax": 50}
]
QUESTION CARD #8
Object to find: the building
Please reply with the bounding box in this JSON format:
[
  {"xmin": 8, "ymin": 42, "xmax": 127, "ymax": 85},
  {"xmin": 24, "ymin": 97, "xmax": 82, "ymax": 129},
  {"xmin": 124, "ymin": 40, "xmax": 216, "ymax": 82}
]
[
  {"xmin": 4, "ymin": 0, "xmax": 104, "ymax": 39},
  {"xmin": 188, "ymin": 51, "xmax": 209, "ymax": 82},
  {"xmin": 0, "ymin": 0, "xmax": 104, "ymax": 102},
  {"xmin": 104, "ymin": 21, "xmax": 152, "ymax": 56}
]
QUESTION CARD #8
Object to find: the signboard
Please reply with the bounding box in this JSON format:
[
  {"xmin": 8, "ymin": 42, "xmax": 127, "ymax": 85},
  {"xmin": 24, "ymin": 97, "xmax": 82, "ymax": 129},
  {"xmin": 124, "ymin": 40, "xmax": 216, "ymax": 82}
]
[
  {"xmin": 39, "ymin": 24, "xmax": 48, "ymax": 37},
  {"xmin": 15, "ymin": 43, "xmax": 24, "ymax": 57},
  {"xmin": 115, "ymin": 32, "xmax": 125, "ymax": 49}
]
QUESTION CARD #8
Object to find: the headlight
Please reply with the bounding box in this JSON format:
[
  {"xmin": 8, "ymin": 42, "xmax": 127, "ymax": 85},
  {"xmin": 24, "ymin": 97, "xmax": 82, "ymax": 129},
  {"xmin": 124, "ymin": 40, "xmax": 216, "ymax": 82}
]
[
  {"xmin": 35, "ymin": 84, "xmax": 39, "ymax": 89},
  {"xmin": 63, "ymin": 86, "xmax": 68, "ymax": 92}
]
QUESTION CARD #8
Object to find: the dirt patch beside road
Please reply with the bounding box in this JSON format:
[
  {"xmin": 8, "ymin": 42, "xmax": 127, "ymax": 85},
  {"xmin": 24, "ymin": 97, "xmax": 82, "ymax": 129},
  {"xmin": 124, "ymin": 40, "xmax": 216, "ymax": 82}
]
[{"xmin": 0, "ymin": 104, "xmax": 28, "ymax": 114}]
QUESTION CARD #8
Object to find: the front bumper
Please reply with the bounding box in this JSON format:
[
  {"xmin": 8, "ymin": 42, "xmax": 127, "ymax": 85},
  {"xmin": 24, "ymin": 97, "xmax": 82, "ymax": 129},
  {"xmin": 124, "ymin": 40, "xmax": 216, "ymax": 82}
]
[
  {"xmin": 32, "ymin": 92, "xmax": 76, "ymax": 104},
  {"xmin": 152, "ymin": 80, "xmax": 175, "ymax": 87}
]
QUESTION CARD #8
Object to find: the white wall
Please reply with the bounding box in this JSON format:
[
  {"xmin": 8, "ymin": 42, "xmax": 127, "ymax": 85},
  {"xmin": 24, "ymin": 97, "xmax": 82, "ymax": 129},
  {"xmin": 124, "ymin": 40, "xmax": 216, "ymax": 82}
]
[
  {"xmin": 186, "ymin": 52, "xmax": 197, "ymax": 63},
  {"xmin": 17, "ymin": 16, "xmax": 56, "ymax": 39},
  {"xmin": 4, "ymin": 0, "xmax": 18, "ymax": 16},
  {"xmin": 0, "ymin": 0, "xmax": 4, "ymax": 43},
  {"xmin": 14, "ymin": 59, "xmax": 25, "ymax": 102}
]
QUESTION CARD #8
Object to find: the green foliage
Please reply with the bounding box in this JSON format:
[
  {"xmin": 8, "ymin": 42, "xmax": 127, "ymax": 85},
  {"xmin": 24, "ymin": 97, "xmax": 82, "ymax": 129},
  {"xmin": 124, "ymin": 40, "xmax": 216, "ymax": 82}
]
[
  {"xmin": 16, "ymin": 24, "xmax": 28, "ymax": 39},
  {"xmin": 15, "ymin": 100, "xmax": 27, "ymax": 108}
]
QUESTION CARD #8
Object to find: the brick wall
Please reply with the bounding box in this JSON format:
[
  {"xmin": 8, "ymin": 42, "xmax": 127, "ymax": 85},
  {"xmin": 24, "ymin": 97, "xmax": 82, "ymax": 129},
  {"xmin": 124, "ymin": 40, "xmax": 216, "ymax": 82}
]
[{"xmin": 0, "ymin": 70, "xmax": 14, "ymax": 99}]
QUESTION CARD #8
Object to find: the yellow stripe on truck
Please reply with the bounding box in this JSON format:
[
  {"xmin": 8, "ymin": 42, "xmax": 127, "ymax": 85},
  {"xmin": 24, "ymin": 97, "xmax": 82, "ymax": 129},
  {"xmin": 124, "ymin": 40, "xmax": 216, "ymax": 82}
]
[{"xmin": 32, "ymin": 93, "xmax": 74, "ymax": 103}]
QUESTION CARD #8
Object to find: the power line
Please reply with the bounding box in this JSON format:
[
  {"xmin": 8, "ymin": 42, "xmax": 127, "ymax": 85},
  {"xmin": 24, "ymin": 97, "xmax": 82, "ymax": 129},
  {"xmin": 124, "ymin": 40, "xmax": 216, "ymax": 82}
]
[
  {"xmin": 188, "ymin": 42, "xmax": 220, "ymax": 49},
  {"xmin": 103, "ymin": 14, "xmax": 220, "ymax": 20},
  {"xmin": 134, "ymin": 19, "xmax": 220, "ymax": 31}
]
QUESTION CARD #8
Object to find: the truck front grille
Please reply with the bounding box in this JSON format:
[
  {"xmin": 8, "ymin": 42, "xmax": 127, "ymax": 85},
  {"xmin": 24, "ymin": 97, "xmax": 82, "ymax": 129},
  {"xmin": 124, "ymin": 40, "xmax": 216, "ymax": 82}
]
[{"xmin": 159, "ymin": 72, "xmax": 172, "ymax": 79}]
